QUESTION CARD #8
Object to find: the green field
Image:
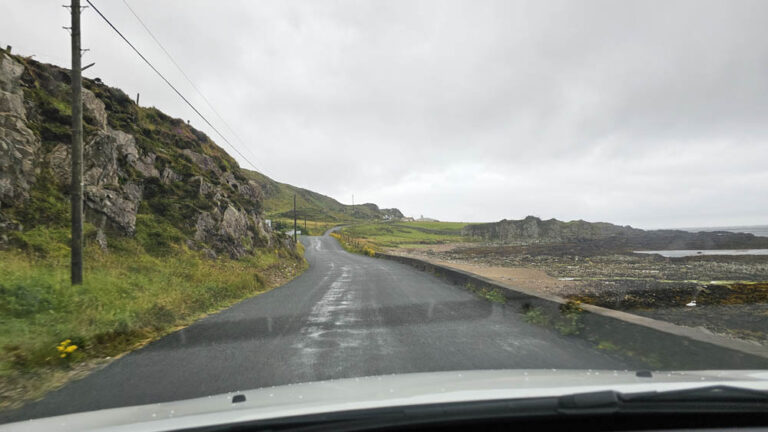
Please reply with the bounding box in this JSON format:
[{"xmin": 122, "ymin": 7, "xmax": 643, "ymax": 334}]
[
  {"xmin": 400, "ymin": 221, "xmax": 471, "ymax": 232},
  {"xmin": 339, "ymin": 221, "xmax": 475, "ymax": 250}
]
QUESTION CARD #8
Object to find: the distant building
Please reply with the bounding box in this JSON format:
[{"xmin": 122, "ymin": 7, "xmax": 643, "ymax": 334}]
[
  {"xmin": 416, "ymin": 216, "xmax": 439, "ymax": 222},
  {"xmin": 401, "ymin": 217, "xmax": 415, "ymax": 222}
]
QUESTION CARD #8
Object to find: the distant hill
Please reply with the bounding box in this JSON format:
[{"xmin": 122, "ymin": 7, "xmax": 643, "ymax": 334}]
[
  {"xmin": 243, "ymin": 170, "xmax": 403, "ymax": 222},
  {"xmin": 463, "ymin": 216, "xmax": 768, "ymax": 251}
]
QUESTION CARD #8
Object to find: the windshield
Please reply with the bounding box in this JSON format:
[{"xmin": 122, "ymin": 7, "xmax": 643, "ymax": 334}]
[{"xmin": 1, "ymin": 0, "xmax": 767, "ymax": 426}]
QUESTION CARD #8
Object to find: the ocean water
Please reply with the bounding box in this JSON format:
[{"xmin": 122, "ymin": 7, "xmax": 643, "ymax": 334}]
[
  {"xmin": 679, "ymin": 225, "xmax": 768, "ymax": 238},
  {"xmin": 634, "ymin": 224, "xmax": 768, "ymax": 256},
  {"xmin": 634, "ymin": 249, "xmax": 768, "ymax": 258}
]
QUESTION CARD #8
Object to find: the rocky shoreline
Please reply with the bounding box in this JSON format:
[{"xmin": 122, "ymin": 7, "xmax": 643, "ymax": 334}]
[{"xmin": 392, "ymin": 242, "xmax": 768, "ymax": 346}]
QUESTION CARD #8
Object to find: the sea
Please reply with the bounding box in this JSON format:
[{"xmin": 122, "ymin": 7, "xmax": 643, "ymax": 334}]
[
  {"xmin": 633, "ymin": 224, "xmax": 768, "ymax": 257},
  {"xmin": 678, "ymin": 225, "xmax": 768, "ymax": 238},
  {"xmin": 634, "ymin": 249, "xmax": 768, "ymax": 258}
]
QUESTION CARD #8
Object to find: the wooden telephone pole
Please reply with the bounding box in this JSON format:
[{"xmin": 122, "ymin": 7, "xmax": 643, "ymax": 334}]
[{"xmin": 70, "ymin": 0, "xmax": 84, "ymax": 285}]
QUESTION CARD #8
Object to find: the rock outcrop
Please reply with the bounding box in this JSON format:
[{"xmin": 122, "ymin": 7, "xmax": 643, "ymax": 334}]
[
  {"xmin": 463, "ymin": 216, "xmax": 768, "ymax": 250},
  {"xmin": 182, "ymin": 149, "xmax": 221, "ymax": 176},
  {"xmin": 46, "ymin": 122, "xmax": 151, "ymax": 234},
  {"xmin": 82, "ymin": 87, "xmax": 107, "ymax": 130},
  {"xmin": 193, "ymin": 205, "xmax": 269, "ymax": 258},
  {"xmin": 84, "ymin": 183, "xmax": 142, "ymax": 235},
  {"xmin": 160, "ymin": 167, "xmax": 181, "ymax": 185},
  {"xmin": 0, "ymin": 53, "xmax": 40, "ymax": 205},
  {"xmin": 0, "ymin": 51, "xmax": 284, "ymax": 258},
  {"xmin": 463, "ymin": 216, "xmax": 639, "ymax": 244},
  {"xmin": 381, "ymin": 208, "xmax": 405, "ymax": 219}
]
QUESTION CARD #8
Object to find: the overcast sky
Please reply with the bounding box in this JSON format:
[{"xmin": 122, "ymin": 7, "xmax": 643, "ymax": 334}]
[{"xmin": 3, "ymin": 0, "xmax": 767, "ymax": 228}]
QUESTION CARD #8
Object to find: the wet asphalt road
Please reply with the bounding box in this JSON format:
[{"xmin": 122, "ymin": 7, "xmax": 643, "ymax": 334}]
[{"xmin": 3, "ymin": 232, "xmax": 630, "ymax": 422}]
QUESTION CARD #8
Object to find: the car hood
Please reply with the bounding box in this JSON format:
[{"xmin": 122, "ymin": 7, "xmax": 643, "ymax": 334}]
[{"xmin": 5, "ymin": 369, "xmax": 768, "ymax": 432}]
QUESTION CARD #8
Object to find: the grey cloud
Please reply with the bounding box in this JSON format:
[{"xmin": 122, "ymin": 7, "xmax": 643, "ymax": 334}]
[{"xmin": 2, "ymin": 0, "xmax": 766, "ymax": 226}]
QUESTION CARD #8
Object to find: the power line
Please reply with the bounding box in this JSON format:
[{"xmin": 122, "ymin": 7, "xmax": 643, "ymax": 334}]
[
  {"xmin": 119, "ymin": 0, "xmax": 268, "ymax": 175},
  {"xmin": 85, "ymin": 0, "xmax": 264, "ymax": 173}
]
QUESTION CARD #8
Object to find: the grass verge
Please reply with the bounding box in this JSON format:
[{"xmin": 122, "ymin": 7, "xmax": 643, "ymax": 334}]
[
  {"xmin": 330, "ymin": 232, "xmax": 376, "ymax": 256},
  {"xmin": 0, "ymin": 230, "xmax": 306, "ymax": 411}
]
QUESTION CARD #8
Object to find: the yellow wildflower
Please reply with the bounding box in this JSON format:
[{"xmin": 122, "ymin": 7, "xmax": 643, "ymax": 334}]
[
  {"xmin": 65, "ymin": 345, "xmax": 78, "ymax": 353},
  {"xmin": 60, "ymin": 354, "xmax": 66, "ymax": 358},
  {"xmin": 57, "ymin": 345, "xmax": 65, "ymax": 352}
]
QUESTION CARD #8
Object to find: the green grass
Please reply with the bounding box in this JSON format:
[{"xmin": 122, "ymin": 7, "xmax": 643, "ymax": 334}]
[
  {"xmin": 271, "ymin": 219, "xmax": 340, "ymax": 236},
  {"xmin": 339, "ymin": 222, "xmax": 473, "ymax": 250},
  {"xmin": 523, "ymin": 306, "xmax": 551, "ymax": 326},
  {"xmin": 465, "ymin": 282, "xmax": 507, "ymax": 304},
  {"xmin": 0, "ymin": 225, "xmax": 305, "ymax": 409},
  {"xmin": 400, "ymin": 221, "xmax": 469, "ymax": 232}
]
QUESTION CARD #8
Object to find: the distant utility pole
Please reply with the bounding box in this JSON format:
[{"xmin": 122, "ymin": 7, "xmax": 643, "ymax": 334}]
[
  {"xmin": 293, "ymin": 194, "xmax": 297, "ymax": 243},
  {"xmin": 69, "ymin": 0, "xmax": 84, "ymax": 285}
]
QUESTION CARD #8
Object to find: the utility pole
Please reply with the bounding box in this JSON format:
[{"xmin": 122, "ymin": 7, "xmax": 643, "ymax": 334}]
[
  {"xmin": 293, "ymin": 194, "xmax": 297, "ymax": 243},
  {"xmin": 70, "ymin": 0, "xmax": 84, "ymax": 285}
]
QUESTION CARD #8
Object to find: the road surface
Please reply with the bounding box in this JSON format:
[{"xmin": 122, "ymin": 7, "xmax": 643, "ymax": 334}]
[{"xmin": 2, "ymin": 231, "xmax": 631, "ymax": 422}]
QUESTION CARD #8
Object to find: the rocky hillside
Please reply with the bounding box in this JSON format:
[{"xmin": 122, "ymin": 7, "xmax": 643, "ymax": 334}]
[
  {"xmin": 463, "ymin": 216, "xmax": 768, "ymax": 250},
  {"xmin": 0, "ymin": 51, "xmax": 317, "ymax": 258}
]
